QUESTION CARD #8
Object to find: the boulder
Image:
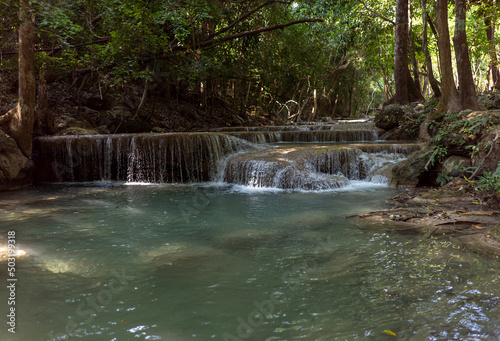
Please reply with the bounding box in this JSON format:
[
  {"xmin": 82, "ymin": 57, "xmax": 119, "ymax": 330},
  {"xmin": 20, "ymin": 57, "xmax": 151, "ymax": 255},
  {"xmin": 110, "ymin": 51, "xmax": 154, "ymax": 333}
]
[
  {"xmin": 391, "ymin": 150, "xmax": 436, "ymax": 187},
  {"xmin": 56, "ymin": 115, "xmax": 98, "ymax": 135},
  {"xmin": 375, "ymin": 104, "xmax": 411, "ymax": 130},
  {"xmin": 0, "ymin": 130, "xmax": 34, "ymax": 191}
]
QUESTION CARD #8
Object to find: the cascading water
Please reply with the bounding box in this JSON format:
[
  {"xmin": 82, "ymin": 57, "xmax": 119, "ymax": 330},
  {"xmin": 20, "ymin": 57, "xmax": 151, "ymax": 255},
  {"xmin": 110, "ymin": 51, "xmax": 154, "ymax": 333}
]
[
  {"xmin": 33, "ymin": 133, "xmax": 257, "ymax": 183},
  {"xmin": 32, "ymin": 121, "xmax": 421, "ymax": 190},
  {"xmin": 223, "ymin": 143, "xmax": 421, "ymax": 190}
]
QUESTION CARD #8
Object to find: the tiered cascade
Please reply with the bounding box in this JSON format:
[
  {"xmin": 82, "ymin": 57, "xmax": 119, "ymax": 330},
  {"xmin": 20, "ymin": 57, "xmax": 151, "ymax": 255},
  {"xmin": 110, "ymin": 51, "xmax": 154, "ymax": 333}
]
[
  {"xmin": 33, "ymin": 121, "xmax": 420, "ymax": 189},
  {"xmin": 33, "ymin": 133, "xmax": 256, "ymax": 183}
]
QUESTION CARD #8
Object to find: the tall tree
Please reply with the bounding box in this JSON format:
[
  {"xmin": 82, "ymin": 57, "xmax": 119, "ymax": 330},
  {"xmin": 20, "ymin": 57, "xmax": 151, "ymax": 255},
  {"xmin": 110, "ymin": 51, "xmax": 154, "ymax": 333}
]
[
  {"xmin": 421, "ymin": 0, "xmax": 441, "ymax": 98},
  {"xmin": 453, "ymin": 0, "xmax": 480, "ymax": 110},
  {"xmin": 1, "ymin": 0, "xmax": 36, "ymax": 157},
  {"xmin": 408, "ymin": 4, "xmax": 422, "ymax": 93},
  {"xmin": 435, "ymin": 0, "xmax": 461, "ymax": 114},
  {"xmin": 485, "ymin": 0, "xmax": 500, "ymax": 90},
  {"xmin": 393, "ymin": 0, "xmax": 410, "ymax": 103}
]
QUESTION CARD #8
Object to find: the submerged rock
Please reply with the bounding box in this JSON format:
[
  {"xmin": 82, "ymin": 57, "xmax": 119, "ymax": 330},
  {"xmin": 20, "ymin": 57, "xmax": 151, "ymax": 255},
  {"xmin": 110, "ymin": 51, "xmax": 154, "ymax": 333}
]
[
  {"xmin": 216, "ymin": 230, "xmax": 282, "ymax": 251},
  {"xmin": 278, "ymin": 210, "xmax": 331, "ymax": 229},
  {"xmin": 140, "ymin": 242, "xmax": 229, "ymax": 271}
]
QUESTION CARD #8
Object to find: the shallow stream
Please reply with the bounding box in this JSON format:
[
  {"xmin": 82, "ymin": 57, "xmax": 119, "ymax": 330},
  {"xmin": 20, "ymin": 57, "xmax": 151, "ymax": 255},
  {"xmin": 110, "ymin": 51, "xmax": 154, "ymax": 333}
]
[{"xmin": 1, "ymin": 183, "xmax": 499, "ymax": 340}]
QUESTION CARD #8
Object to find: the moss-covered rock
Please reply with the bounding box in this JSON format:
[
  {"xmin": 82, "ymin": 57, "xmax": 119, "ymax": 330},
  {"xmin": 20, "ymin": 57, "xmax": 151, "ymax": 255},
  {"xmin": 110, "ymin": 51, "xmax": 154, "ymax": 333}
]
[
  {"xmin": 391, "ymin": 150, "xmax": 435, "ymax": 187},
  {"xmin": 374, "ymin": 104, "xmax": 406, "ymax": 130},
  {"xmin": 57, "ymin": 115, "xmax": 98, "ymax": 135}
]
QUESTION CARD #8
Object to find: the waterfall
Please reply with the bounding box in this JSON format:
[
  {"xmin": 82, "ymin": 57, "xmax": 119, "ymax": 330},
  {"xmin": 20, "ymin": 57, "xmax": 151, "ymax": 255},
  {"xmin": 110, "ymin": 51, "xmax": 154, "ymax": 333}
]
[
  {"xmin": 226, "ymin": 130, "xmax": 379, "ymax": 143},
  {"xmin": 33, "ymin": 133, "xmax": 256, "ymax": 183},
  {"xmin": 223, "ymin": 143, "xmax": 420, "ymax": 190},
  {"xmin": 32, "ymin": 121, "xmax": 421, "ymax": 189}
]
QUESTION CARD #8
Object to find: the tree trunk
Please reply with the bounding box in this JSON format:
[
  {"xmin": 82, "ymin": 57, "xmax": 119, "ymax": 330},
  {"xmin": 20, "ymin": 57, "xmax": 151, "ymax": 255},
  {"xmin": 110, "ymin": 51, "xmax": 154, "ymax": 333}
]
[
  {"xmin": 421, "ymin": 0, "xmax": 441, "ymax": 98},
  {"xmin": 393, "ymin": 0, "xmax": 410, "ymax": 103},
  {"xmin": 408, "ymin": 5, "xmax": 422, "ymax": 93},
  {"xmin": 435, "ymin": 0, "xmax": 461, "ymax": 114},
  {"xmin": 485, "ymin": 10, "xmax": 500, "ymax": 90},
  {"xmin": 453, "ymin": 0, "xmax": 480, "ymax": 110},
  {"xmin": 9, "ymin": 0, "xmax": 36, "ymax": 157},
  {"xmin": 34, "ymin": 71, "xmax": 56, "ymax": 136},
  {"xmin": 377, "ymin": 37, "xmax": 389, "ymax": 101}
]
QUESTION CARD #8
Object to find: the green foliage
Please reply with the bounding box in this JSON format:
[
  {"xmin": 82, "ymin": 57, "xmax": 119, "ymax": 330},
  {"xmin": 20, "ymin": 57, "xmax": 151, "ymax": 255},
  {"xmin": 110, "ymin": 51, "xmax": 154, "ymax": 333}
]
[
  {"xmin": 477, "ymin": 162, "xmax": 500, "ymax": 195},
  {"xmin": 2, "ymin": 0, "xmax": 497, "ymax": 119},
  {"xmin": 425, "ymin": 145, "xmax": 449, "ymax": 167},
  {"xmin": 436, "ymin": 171, "xmax": 453, "ymax": 186}
]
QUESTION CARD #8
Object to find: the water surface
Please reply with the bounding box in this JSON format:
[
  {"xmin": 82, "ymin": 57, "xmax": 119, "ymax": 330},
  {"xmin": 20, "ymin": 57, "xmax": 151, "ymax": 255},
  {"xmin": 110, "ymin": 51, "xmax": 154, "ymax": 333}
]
[{"xmin": 1, "ymin": 183, "xmax": 499, "ymax": 340}]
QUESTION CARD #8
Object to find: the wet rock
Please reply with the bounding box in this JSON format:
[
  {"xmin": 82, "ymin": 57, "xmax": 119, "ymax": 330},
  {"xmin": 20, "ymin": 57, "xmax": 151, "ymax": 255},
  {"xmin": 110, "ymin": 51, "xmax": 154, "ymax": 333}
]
[
  {"xmin": 40, "ymin": 258, "xmax": 96, "ymax": 276},
  {"xmin": 391, "ymin": 150, "xmax": 435, "ymax": 187},
  {"xmin": 0, "ymin": 130, "xmax": 34, "ymax": 191},
  {"xmin": 216, "ymin": 230, "xmax": 281, "ymax": 251}
]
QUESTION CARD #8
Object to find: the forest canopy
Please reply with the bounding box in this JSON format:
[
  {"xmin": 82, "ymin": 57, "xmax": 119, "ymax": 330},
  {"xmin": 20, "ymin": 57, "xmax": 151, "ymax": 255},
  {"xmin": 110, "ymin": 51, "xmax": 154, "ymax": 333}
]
[{"xmin": 0, "ymin": 0, "xmax": 499, "ymax": 121}]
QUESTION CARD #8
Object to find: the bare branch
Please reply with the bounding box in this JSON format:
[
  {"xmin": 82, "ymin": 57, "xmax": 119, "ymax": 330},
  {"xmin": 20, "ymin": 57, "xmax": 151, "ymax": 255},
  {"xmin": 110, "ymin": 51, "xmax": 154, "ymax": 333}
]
[
  {"xmin": 170, "ymin": 18, "xmax": 325, "ymax": 52},
  {"xmin": 208, "ymin": 0, "xmax": 275, "ymax": 40}
]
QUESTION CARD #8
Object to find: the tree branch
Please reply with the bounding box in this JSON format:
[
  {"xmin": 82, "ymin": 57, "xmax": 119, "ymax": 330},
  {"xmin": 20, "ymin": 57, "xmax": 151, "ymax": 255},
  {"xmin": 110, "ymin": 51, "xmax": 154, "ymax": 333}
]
[
  {"xmin": 207, "ymin": 0, "xmax": 275, "ymax": 40},
  {"xmin": 426, "ymin": 12, "xmax": 438, "ymax": 38},
  {"xmin": 358, "ymin": 0, "xmax": 395, "ymax": 26},
  {"xmin": 170, "ymin": 18, "xmax": 324, "ymax": 52}
]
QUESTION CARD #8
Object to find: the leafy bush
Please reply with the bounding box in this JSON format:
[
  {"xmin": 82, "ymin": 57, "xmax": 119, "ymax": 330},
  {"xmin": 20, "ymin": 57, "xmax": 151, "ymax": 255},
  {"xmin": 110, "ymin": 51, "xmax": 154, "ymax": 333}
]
[{"xmin": 477, "ymin": 162, "xmax": 500, "ymax": 196}]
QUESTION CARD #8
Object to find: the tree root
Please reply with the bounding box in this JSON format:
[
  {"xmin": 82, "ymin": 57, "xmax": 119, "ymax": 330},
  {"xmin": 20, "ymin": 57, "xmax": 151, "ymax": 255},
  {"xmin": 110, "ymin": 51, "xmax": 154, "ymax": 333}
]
[{"xmin": 0, "ymin": 107, "xmax": 16, "ymax": 132}]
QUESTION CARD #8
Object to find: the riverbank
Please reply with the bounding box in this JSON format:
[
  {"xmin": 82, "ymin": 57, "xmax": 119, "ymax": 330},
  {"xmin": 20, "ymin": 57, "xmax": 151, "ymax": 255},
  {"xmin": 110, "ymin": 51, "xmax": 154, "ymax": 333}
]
[{"xmin": 357, "ymin": 169, "xmax": 500, "ymax": 258}]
